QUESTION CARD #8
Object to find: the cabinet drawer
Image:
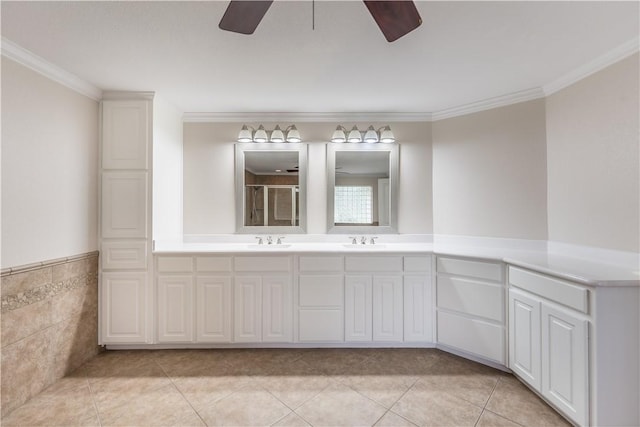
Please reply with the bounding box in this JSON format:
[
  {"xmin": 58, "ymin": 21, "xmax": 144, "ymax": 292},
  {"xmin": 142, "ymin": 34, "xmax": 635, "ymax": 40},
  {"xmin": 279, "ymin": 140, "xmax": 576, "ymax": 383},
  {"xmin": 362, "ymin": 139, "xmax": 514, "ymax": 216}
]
[
  {"xmin": 196, "ymin": 257, "xmax": 232, "ymax": 272},
  {"xmin": 437, "ymin": 257, "xmax": 502, "ymax": 282},
  {"xmin": 235, "ymin": 256, "xmax": 291, "ymax": 272},
  {"xmin": 157, "ymin": 256, "xmax": 193, "ymax": 273},
  {"xmin": 437, "ymin": 276, "xmax": 504, "ymax": 322},
  {"xmin": 508, "ymin": 267, "xmax": 588, "ymax": 313},
  {"xmin": 102, "ymin": 241, "xmax": 147, "ymax": 270},
  {"xmin": 404, "ymin": 256, "xmax": 432, "ymax": 272},
  {"xmin": 299, "ymin": 256, "xmax": 343, "ymax": 272},
  {"xmin": 437, "ymin": 310, "xmax": 505, "ymax": 363},
  {"xmin": 345, "ymin": 256, "xmax": 402, "ymax": 272},
  {"xmin": 299, "ymin": 275, "xmax": 343, "ymax": 307},
  {"xmin": 299, "ymin": 309, "xmax": 343, "ymax": 341}
]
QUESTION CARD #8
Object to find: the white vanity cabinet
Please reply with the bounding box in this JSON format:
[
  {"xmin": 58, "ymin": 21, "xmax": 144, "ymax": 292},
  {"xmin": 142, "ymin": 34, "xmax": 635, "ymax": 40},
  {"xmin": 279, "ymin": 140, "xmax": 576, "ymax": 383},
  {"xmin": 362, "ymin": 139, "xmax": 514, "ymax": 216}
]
[
  {"xmin": 508, "ymin": 266, "xmax": 589, "ymax": 426},
  {"xmin": 345, "ymin": 256, "xmax": 404, "ymax": 342},
  {"xmin": 435, "ymin": 256, "xmax": 506, "ymax": 364},
  {"xmin": 297, "ymin": 256, "xmax": 345, "ymax": 342},
  {"xmin": 233, "ymin": 257, "xmax": 293, "ymax": 343}
]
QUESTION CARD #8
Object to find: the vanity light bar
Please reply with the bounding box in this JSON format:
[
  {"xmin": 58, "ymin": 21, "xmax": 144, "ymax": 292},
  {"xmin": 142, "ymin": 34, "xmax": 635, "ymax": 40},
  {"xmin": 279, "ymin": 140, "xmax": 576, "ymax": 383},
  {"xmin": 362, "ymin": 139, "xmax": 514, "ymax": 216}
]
[
  {"xmin": 330, "ymin": 125, "xmax": 395, "ymax": 143},
  {"xmin": 237, "ymin": 124, "xmax": 301, "ymax": 143}
]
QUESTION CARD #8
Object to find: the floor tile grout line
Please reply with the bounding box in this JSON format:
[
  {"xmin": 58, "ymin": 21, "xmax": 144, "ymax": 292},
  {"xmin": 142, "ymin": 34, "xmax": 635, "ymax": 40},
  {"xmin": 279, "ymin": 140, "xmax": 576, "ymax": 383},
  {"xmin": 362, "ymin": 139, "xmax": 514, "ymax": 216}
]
[
  {"xmin": 84, "ymin": 369, "xmax": 104, "ymax": 427},
  {"xmin": 483, "ymin": 408, "xmax": 527, "ymax": 427},
  {"xmin": 154, "ymin": 358, "xmax": 209, "ymax": 427}
]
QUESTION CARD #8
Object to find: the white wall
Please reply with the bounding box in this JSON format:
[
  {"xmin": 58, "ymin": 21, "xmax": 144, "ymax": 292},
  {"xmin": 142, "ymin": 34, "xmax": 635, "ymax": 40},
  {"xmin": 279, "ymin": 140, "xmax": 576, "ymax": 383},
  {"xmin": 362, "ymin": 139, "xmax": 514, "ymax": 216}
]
[
  {"xmin": 546, "ymin": 53, "xmax": 639, "ymax": 253},
  {"xmin": 152, "ymin": 95, "xmax": 183, "ymax": 240},
  {"xmin": 182, "ymin": 122, "xmax": 432, "ymax": 235},
  {"xmin": 432, "ymin": 99, "xmax": 548, "ymax": 239},
  {"xmin": 1, "ymin": 58, "xmax": 99, "ymax": 268}
]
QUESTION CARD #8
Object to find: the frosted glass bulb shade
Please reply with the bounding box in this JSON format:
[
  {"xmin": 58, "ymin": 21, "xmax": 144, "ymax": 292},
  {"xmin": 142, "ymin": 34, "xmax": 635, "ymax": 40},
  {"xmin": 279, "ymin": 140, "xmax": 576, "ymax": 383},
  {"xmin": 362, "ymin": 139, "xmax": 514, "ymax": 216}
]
[
  {"xmin": 270, "ymin": 125, "xmax": 285, "ymax": 143},
  {"xmin": 237, "ymin": 125, "xmax": 253, "ymax": 143},
  {"xmin": 379, "ymin": 126, "xmax": 395, "ymax": 143},
  {"xmin": 347, "ymin": 126, "xmax": 362, "ymax": 143},
  {"xmin": 363, "ymin": 126, "xmax": 379, "ymax": 143},
  {"xmin": 286, "ymin": 125, "xmax": 302, "ymax": 143},
  {"xmin": 253, "ymin": 125, "xmax": 268, "ymax": 143},
  {"xmin": 331, "ymin": 127, "xmax": 347, "ymax": 143}
]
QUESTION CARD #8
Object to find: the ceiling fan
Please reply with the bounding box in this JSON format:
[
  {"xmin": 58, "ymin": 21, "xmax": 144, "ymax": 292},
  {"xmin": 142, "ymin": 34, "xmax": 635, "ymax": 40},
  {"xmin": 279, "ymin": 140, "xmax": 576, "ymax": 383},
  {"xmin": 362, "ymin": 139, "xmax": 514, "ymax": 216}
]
[{"xmin": 219, "ymin": 0, "xmax": 422, "ymax": 42}]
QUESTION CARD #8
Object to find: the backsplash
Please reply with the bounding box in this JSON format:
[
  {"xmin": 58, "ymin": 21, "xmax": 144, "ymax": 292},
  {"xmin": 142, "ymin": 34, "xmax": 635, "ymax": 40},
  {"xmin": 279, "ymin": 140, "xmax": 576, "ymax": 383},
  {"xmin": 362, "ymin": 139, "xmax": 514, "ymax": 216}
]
[{"xmin": 0, "ymin": 252, "xmax": 102, "ymax": 417}]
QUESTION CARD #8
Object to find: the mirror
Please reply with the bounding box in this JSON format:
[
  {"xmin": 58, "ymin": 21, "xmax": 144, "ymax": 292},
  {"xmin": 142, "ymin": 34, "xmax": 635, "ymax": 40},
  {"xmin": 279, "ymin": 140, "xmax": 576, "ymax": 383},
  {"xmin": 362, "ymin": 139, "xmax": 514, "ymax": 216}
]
[
  {"xmin": 327, "ymin": 143, "xmax": 399, "ymax": 234},
  {"xmin": 235, "ymin": 143, "xmax": 307, "ymax": 234}
]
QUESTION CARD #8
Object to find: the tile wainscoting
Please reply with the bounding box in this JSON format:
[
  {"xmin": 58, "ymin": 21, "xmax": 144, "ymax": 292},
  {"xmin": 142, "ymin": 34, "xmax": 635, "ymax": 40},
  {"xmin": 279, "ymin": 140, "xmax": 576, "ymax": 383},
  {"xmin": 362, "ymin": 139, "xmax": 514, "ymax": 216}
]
[{"xmin": 0, "ymin": 251, "xmax": 102, "ymax": 417}]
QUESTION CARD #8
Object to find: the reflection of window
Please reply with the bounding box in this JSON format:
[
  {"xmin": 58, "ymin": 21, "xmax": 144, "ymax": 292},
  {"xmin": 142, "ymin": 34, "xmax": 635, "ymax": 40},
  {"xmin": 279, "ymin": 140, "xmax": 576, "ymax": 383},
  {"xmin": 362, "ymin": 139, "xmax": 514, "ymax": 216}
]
[{"xmin": 335, "ymin": 186, "xmax": 373, "ymax": 224}]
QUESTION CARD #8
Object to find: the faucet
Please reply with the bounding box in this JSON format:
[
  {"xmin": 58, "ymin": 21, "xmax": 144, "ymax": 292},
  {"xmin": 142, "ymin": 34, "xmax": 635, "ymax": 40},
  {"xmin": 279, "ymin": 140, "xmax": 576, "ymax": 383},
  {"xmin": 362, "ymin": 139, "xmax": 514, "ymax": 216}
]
[
  {"xmin": 277, "ymin": 236, "xmax": 285, "ymax": 245},
  {"xmin": 266, "ymin": 236, "xmax": 273, "ymax": 245},
  {"xmin": 255, "ymin": 236, "xmax": 263, "ymax": 245},
  {"xmin": 360, "ymin": 236, "xmax": 367, "ymax": 245},
  {"xmin": 370, "ymin": 237, "xmax": 378, "ymax": 245},
  {"xmin": 349, "ymin": 236, "xmax": 357, "ymax": 245}
]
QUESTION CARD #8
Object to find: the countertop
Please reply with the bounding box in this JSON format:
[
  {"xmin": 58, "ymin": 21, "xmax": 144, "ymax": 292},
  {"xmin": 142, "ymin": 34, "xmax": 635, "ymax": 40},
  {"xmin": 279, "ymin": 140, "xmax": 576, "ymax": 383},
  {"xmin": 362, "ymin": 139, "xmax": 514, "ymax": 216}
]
[{"xmin": 154, "ymin": 236, "xmax": 640, "ymax": 287}]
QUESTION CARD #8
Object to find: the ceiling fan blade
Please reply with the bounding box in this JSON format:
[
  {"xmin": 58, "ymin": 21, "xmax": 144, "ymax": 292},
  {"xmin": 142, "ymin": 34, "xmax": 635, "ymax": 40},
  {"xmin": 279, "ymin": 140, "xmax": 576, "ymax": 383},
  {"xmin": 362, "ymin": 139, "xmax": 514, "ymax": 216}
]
[
  {"xmin": 219, "ymin": 1, "xmax": 274, "ymax": 35},
  {"xmin": 363, "ymin": 1, "xmax": 422, "ymax": 42}
]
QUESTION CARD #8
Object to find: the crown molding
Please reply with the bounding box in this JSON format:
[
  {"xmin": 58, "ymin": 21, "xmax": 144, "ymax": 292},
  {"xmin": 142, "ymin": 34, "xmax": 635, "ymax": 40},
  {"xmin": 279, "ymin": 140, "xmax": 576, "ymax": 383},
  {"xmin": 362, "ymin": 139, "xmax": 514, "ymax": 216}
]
[
  {"xmin": 182, "ymin": 111, "xmax": 433, "ymax": 123},
  {"xmin": 543, "ymin": 36, "xmax": 639, "ymax": 96},
  {"xmin": 102, "ymin": 91, "xmax": 155, "ymax": 101},
  {"xmin": 431, "ymin": 87, "xmax": 545, "ymax": 121},
  {"xmin": 1, "ymin": 37, "xmax": 103, "ymax": 101}
]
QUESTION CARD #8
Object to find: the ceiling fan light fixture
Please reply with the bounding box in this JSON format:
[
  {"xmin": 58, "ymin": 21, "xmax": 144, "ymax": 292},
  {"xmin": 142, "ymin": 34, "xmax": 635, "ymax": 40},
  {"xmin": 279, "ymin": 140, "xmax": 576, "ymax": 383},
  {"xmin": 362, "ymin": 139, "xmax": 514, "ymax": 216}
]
[
  {"xmin": 253, "ymin": 125, "xmax": 268, "ymax": 143},
  {"xmin": 363, "ymin": 126, "xmax": 379, "ymax": 143},
  {"xmin": 331, "ymin": 126, "xmax": 347, "ymax": 143},
  {"xmin": 347, "ymin": 126, "xmax": 362, "ymax": 143},
  {"xmin": 286, "ymin": 125, "xmax": 302, "ymax": 142},
  {"xmin": 237, "ymin": 124, "xmax": 253, "ymax": 142},
  {"xmin": 379, "ymin": 125, "xmax": 395, "ymax": 143},
  {"xmin": 270, "ymin": 125, "xmax": 285, "ymax": 143}
]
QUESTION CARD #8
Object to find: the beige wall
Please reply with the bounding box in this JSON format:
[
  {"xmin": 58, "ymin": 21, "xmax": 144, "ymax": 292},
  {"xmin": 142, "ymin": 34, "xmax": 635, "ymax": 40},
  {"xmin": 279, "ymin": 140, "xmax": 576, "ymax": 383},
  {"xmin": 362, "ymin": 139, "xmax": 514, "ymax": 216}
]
[
  {"xmin": 546, "ymin": 53, "xmax": 639, "ymax": 252},
  {"xmin": 432, "ymin": 99, "xmax": 548, "ymax": 239},
  {"xmin": 1, "ymin": 58, "xmax": 99, "ymax": 268},
  {"xmin": 183, "ymin": 122, "xmax": 432, "ymax": 234}
]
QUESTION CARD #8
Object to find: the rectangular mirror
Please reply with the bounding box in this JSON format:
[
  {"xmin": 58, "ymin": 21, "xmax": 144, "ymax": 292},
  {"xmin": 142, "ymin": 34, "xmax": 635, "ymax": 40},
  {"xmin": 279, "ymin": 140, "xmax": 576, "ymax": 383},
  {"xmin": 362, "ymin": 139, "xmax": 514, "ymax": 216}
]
[
  {"xmin": 235, "ymin": 143, "xmax": 307, "ymax": 234},
  {"xmin": 327, "ymin": 143, "xmax": 399, "ymax": 234}
]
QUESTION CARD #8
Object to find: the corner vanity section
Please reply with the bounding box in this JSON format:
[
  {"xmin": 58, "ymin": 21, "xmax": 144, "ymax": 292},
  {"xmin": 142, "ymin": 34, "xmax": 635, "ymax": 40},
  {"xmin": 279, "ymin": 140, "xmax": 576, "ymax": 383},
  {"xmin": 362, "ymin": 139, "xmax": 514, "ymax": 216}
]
[{"xmin": 153, "ymin": 252, "xmax": 433, "ymax": 347}]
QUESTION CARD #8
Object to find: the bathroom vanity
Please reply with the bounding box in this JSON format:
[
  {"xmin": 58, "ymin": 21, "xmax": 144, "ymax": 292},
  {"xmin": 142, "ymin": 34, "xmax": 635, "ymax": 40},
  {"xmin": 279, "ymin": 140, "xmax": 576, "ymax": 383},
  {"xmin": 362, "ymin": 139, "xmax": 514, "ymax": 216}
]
[{"xmin": 97, "ymin": 95, "xmax": 639, "ymax": 427}]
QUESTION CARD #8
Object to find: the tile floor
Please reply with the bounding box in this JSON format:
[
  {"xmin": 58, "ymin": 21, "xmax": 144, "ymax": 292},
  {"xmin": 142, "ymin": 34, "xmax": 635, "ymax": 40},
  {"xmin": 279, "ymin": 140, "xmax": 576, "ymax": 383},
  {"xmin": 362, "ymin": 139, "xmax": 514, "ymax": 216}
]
[{"xmin": 1, "ymin": 348, "xmax": 571, "ymax": 426}]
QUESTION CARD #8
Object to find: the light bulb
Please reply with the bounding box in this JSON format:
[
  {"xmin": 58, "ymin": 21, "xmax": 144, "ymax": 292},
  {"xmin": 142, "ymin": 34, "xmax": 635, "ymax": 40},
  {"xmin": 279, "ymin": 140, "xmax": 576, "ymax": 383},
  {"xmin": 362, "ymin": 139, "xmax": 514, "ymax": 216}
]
[{"xmin": 347, "ymin": 126, "xmax": 362, "ymax": 143}]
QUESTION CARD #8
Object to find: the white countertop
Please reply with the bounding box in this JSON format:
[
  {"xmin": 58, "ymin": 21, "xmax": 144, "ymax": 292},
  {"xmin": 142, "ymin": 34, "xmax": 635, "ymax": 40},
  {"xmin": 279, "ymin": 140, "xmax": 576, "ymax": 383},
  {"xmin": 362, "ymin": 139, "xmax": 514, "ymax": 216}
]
[{"xmin": 154, "ymin": 235, "xmax": 640, "ymax": 287}]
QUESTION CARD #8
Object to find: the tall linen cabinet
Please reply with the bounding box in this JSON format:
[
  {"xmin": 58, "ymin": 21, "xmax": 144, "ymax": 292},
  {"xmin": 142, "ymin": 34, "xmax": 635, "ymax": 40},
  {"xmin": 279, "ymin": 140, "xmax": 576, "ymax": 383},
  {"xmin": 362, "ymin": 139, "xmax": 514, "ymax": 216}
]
[{"xmin": 99, "ymin": 92, "xmax": 183, "ymax": 345}]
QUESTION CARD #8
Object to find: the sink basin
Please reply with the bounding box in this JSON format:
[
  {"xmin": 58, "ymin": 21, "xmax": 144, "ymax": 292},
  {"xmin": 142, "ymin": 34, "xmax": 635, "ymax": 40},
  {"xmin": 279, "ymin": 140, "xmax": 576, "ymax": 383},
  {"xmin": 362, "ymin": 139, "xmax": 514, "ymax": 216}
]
[
  {"xmin": 247, "ymin": 244, "xmax": 292, "ymax": 249},
  {"xmin": 342, "ymin": 244, "xmax": 387, "ymax": 249}
]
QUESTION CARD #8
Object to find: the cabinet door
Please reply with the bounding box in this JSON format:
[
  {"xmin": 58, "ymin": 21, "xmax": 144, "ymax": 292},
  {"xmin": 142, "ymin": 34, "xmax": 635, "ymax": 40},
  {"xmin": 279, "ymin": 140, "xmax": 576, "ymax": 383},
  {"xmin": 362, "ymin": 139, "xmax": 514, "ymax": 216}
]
[
  {"xmin": 196, "ymin": 276, "xmax": 232, "ymax": 342},
  {"xmin": 101, "ymin": 172, "xmax": 148, "ymax": 238},
  {"xmin": 101, "ymin": 272, "xmax": 147, "ymax": 343},
  {"xmin": 372, "ymin": 275, "xmax": 403, "ymax": 342},
  {"xmin": 157, "ymin": 276, "xmax": 193, "ymax": 342},
  {"xmin": 102, "ymin": 100, "xmax": 149, "ymax": 170},
  {"xmin": 234, "ymin": 276, "xmax": 262, "ymax": 342},
  {"xmin": 345, "ymin": 276, "xmax": 372, "ymax": 341},
  {"xmin": 541, "ymin": 304, "xmax": 589, "ymax": 426},
  {"xmin": 404, "ymin": 275, "xmax": 433, "ymax": 342},
  {"xmin": 262, "ymin": 276, "xmax": 292, "ymax": 342},
  {"xmin": 508, "ymin": 289, "xmax": 541, "ymax": 390}
]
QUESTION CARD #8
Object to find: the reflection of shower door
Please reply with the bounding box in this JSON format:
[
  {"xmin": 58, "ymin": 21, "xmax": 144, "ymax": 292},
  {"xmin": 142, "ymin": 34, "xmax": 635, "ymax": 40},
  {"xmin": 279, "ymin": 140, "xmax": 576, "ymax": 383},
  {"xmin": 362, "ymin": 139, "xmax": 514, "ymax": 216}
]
[{"xmin": 246, "ymin": 185, "xmax": 298, "ymax": 227}]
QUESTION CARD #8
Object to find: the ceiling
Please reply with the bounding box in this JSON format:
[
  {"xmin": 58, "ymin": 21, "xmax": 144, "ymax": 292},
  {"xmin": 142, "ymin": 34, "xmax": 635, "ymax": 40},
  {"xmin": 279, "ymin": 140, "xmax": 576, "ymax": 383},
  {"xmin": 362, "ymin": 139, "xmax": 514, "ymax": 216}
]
[{"xmin": 1, "ymin": 1, "xmax": 638, "ymax": 115}]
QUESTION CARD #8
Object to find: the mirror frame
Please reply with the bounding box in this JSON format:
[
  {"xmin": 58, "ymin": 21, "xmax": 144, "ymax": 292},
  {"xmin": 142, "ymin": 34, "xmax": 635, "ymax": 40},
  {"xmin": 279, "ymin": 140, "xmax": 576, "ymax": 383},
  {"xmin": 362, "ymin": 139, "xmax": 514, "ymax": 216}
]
[
  {"xmin": 326, "ymin": 143, "xmax": 399, "ymax": 234},
  {"xmin": 235, "ymin": 143, "xmax": 307, "ymax": 234}
]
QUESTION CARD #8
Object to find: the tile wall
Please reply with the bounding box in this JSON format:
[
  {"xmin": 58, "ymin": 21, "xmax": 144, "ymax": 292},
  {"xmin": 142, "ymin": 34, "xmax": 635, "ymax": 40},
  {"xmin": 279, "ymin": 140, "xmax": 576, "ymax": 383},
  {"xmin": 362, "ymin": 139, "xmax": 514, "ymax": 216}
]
[{"xmin": 0, "ymin": 252, "xmax": 102, "ymax": 417}]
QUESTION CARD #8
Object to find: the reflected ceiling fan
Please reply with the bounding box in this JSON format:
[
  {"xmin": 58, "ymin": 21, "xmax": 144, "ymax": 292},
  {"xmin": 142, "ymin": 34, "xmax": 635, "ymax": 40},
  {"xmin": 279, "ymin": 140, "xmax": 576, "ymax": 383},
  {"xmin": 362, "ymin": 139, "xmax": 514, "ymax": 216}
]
[{"xmin": 219, "ymin": 0, "xmax": 422, "ymax": 42}]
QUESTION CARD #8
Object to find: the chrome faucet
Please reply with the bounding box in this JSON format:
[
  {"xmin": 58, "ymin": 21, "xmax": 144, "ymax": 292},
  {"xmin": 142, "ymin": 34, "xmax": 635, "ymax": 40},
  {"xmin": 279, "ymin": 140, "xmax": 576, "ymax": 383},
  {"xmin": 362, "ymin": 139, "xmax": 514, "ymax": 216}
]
[
  {"xmin": 360, "ymin": 236, "xmax": 367, "ymax": 245},
  {"xmin": 266, "ymin": 235, "xmax": 273, "ymax": 245},
  {"xmin": 370, "ymin": 237, "xmax": 378, "ymax": 245},
  {"xmin": 349, "ymin": 236, "xmax": 358, "ymax": 245},
  {"xmin": 255, "ymin": 236, "xmax": 263, "ymax": 245},
  {"xmin": 277, "ymin": 236, "xmax": 285, "ymax": 244}
]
